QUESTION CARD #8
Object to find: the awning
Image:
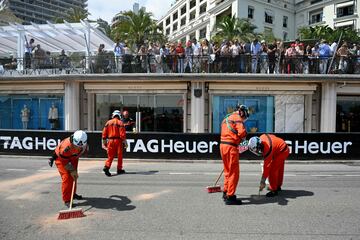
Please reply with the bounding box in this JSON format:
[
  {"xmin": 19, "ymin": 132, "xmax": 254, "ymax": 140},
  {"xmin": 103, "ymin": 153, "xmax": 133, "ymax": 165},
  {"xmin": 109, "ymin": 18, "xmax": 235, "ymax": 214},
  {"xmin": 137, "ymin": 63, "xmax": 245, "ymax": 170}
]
[
  {"xmin": 336, "ymin": 1, "xmax": 354, "ymax": 8},
  {"xmin": 0, "ymin": 20, "xmax": 114, "ymax": 56},
  {"xmin": 335, "ymin": 20, "xmax": 354, "ymax": 27}
]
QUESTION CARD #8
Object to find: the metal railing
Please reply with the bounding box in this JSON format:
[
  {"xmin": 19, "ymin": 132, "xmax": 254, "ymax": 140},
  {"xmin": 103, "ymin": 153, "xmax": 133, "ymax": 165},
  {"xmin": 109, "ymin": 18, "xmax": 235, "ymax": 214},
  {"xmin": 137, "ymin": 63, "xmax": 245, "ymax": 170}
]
[{"xmin": 1, "ymin": 54, "xmax": 360, "ymax": 76}]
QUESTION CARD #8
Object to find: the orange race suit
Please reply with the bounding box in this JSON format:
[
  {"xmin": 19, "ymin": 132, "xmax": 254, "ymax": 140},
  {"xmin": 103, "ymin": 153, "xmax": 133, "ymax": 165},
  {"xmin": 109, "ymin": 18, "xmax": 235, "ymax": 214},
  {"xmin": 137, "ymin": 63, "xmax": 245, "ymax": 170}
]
[
  {"xmin": 260, "ymin": 134, "xmax": 290, "ymax": 191},
  {"xmin": 102, "ymin": 117, "xmax": 126, "ymax": 171},
  {"xmin": 54, "ymin": 137, "xmax": 84, "ymax": 203},
  {"xmin": 220, "ymin": 111, "xmax": 247, "ymax": 197}
]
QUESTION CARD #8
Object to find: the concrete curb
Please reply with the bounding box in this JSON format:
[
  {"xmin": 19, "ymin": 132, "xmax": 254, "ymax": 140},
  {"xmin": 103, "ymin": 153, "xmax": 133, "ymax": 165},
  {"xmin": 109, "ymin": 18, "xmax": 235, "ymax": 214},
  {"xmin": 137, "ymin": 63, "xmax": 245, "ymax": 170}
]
[{"xmin": 0, "ymin": 155, "xmax": 359, "ymax": 164}]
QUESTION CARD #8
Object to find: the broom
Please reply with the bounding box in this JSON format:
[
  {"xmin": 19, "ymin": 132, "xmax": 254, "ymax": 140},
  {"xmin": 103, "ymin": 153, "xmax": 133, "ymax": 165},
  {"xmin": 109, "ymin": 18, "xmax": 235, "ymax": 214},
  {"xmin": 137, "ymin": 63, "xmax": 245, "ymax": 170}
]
[
  {"xmin": 206, "ymin": 169, "xmax": 223, "ymax": 193},
  {"xmin": 206, "ymin": 140, "xmax": 249, "ymax": 193},
  {"xmin": 58, "ymin": 181, "xmax": 85, "ymax": 220}
]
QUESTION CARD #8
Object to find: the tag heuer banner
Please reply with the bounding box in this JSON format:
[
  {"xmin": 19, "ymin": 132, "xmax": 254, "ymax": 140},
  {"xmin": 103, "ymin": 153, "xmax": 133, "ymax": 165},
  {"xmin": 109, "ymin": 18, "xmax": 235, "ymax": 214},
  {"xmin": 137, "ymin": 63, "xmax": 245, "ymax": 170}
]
[{"xmin": 0, "ymin": 130, "xmax": 358, "ymax": 160}]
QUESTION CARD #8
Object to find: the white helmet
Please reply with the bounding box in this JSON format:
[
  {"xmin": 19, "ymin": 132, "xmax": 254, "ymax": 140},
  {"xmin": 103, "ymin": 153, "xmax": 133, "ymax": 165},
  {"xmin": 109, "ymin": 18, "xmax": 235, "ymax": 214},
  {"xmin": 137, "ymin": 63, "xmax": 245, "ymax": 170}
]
[
  {"xmin": 248, "ymin": 136, "xmax": 263, "ymax": 156},
  {"xmin": 72, "ymin": 130, "xmax": 87, "ymax": 147},
  {"xmin": 112, "ymin": 110, "xmax": 121, "ymax": 118}
]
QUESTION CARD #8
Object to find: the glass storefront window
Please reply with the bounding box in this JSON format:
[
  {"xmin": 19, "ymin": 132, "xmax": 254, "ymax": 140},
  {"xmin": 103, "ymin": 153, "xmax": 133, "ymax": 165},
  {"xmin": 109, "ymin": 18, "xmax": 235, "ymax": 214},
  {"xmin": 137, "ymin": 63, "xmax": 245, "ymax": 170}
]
[
  {"xmin": 95, "ymin": 94, "xmax": 184, "ymax": 132},
  {"xmin": 212, "ymin": 95, "xmax": 274, "ymax": 133},
  {"xmin": 0, "ymin": 95, "xmax": 64, "ymax": 130},
  {"xmin": 336, "ymin": 96, "xmax": 360, "ymax": 132}
]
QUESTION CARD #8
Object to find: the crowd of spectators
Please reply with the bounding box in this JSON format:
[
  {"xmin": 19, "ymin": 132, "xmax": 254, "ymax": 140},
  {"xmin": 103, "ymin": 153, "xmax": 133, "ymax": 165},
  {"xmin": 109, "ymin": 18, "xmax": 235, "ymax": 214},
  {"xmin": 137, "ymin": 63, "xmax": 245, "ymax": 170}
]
[
  {"xmin": 102, "ymin": 38, "xmax": 360, "ymax": 74},
  {"xmin": 1, "ymin": 37, "xmax": 360, "ymax": 75}
]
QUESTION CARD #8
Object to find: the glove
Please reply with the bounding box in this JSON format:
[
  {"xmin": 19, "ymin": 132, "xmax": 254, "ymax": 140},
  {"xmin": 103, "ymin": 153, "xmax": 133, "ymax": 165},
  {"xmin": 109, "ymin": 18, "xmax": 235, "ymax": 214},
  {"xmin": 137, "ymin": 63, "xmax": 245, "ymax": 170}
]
[
  {"xmin": 102, "ymin": 139, "xmax": 108, "ymax": 151},
  {"xmin": 259, "ymin": 177, "xmax": 266, "ymax": 191},
  {"xmin": 48, "ymin": 153, "xmax": 57, "ymax": 167},
  {"xmin": 70, "ymin": 170, "xmax": 78, "ymax": 180}
]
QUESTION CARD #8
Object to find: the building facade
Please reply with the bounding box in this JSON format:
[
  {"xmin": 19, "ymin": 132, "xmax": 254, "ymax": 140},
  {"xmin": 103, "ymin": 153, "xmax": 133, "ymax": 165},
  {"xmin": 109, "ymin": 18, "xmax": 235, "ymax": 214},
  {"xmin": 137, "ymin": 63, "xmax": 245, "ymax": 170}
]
[
  {"xmin": 7, "ymin": 0, "xmax": 87, "ymax": 24},
  {"xmin": 1, "ymin": 74, "xmax": 359, "ymax": 134},
  {"xmin": 158, "ymin": 0, "xmax": 359, "ymax": 42}
]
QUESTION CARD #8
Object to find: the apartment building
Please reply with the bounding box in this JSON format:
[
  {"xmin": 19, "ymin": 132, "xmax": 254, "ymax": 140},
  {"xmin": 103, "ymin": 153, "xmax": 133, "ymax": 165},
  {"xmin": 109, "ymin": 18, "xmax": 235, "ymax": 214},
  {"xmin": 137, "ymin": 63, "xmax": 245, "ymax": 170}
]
[
  {"xmin": 296, "ymin": 0, "xmax": 359, "ymax": 31},
  {"xmin": 158, "ymin": 0, "xmax": 359, "ymax": 42},
  {"xmin": 7, "ymin": 0, "xmax": 87, "ymax": 24}
]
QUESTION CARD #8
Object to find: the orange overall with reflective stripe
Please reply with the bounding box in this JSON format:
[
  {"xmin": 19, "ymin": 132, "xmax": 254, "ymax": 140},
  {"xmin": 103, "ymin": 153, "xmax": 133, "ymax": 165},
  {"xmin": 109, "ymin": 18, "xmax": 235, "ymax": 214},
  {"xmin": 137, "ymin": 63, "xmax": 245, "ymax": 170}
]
[
  {"xmin": 260, "ymin": 134, "xmax": 289, "ymax": 191},
  {"xmin": 220, "ymin": 112, "xmax": 247, "ymax": 196},
  {"xmin": 102, "ymin": 118, "xmax": 126, "ymax": 170},
  {"xmin": 55, "ymin": 137, "xmax": 82, "ymax": 202}
]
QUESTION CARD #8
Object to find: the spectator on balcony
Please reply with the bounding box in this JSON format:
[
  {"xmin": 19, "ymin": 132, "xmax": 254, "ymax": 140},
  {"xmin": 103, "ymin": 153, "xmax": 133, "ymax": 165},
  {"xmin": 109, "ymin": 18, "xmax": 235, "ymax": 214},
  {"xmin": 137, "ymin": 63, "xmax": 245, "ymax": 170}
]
[
  {"xmin": 201, "ymin": 39, "xmax": 210, "ymax": 73},
  {"xmin": 250, "ymin": 38, "xmax": 261, "ymax": 73},
  {"xmin": 267, "ymin": 41, "xmax": 277, "ymax": 74},
  {"xmin": 122, "ymin": 43, "xmax": 132, "ymax": 73},
  {"xmin": 176, "ymin": 41, "xmax": 185, "ymax": 73},
  {"xmin": 148, "ymin": 42, "xmax": 158, "ymax": 73},
  {"xmin": 211, "ymin": 41, "xmax": 221, "ymax": 73},
  {"xmin": 295, "ymin": 43, "xmax": 305, "ymax": 73},
  {"xmin": 160, "ymin": 43, "xmax": 169, "ymax": 73},
  {"xmin": 59, "ymin": 49, "xmax": 70, "ymax": 74},
  {"xmin": 285, "ymin": 43, "xmax": 297, "ymax": 73},
  {"xmin": 303, "ymin": 45, "xmax": 312, "ymax": 74},
  {"xmin": 43, "ymin": 51, "xmax": 52, "ymax": 69},
  {"xmin": 192, "ymin": 38, "xmax": 201, "ymax": 73},
  {"xmin": 230, "ymin": 40, "xmax": 240, "ymax": 73},
  {"xmin": 319, "ymin": 39, "xmax": 331, "ymax": 74},
  {"xmin": 94, "ymin": 43, "xmax": 106, "ymax": 73},
  {"xmin": 24, "ymin": 38, "xmax": 35, "ymax": 69},
  {"xmin": 337, "ymin": 43, "xmax": 350, "ymax": 73},
  {"xmin": 169, "ymin": 43, "xmax": 177, "ymax": 73},
  {"xmin": 259, "ymin": 40, "xmax": 268, "ymax": 73},
  {"xmin": 310, "ymin": 43, "xmax": 320, "ymax": 74},
  {"xmin": 220, "ymin": 40, "xmax": 231, "ymax": 73},
  {"xmin": 137, "ymin": 45, "xmax": 147, "ymax": 73},
  {"xmin": 114, "ymin": 40, "xmax": 124, "ymax": 73},
  {"xmin": 32, "ymin": 44, "xmax": 46, "ymax": 69},
  {"xmin": 185, "ymin": 40, "xmax": 193, "ymax": 73}
]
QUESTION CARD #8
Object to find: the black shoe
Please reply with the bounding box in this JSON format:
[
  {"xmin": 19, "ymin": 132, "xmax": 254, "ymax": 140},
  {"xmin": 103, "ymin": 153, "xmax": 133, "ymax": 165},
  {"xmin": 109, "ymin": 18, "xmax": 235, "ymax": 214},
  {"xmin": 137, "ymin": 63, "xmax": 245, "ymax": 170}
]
[
  {"xmin": 103, "ymin": 167, "xmax": 111, "ymax": 177},
  {"xmin": 222, "ymin": 191, "xmax": 227, "ymax": 201},
  {"xmin": 117, "ymin": 169, "xmax": 126, "ymax": 174},
  {"xmin": 266, "ymin": 191, "xmax": 278, "ymax": 197},
  {"xmin": 73, "ymin": 193, "xmax": 83, "ymax": 200},
  {"xmin": 225, "ymin": 195, "xmax": 242, "ymax": 205}
]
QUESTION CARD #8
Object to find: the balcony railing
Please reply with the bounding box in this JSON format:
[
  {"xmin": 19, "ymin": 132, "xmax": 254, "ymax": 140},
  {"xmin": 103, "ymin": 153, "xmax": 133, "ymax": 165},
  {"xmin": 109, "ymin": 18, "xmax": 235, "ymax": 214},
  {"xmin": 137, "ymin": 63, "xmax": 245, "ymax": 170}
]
[{"xmin": 1, "ymin": 53, "xmax": 360, "ymax": 76}]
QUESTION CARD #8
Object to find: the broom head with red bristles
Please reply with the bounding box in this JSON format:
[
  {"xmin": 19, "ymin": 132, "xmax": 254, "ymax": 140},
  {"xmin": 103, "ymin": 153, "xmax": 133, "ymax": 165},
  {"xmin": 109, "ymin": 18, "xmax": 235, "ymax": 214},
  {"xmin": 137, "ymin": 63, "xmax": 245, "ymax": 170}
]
[
  {"xmin": 206, "ymin": 185, "xmax": 222, "ymax": 193},
  {"xmin": 58, "ymin": 207, "xmax": 85, "ymax": 220}
]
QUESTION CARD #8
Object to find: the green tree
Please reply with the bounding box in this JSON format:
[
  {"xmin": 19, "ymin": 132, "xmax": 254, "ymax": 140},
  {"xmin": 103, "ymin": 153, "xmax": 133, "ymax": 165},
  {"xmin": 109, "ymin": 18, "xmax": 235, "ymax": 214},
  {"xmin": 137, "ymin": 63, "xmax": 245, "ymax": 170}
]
[
  {"xmin": 111, "ymin": 9, "xmax": 166, "ymax": 50},
  {"xmin": 212, "ymin": 16, "xmax": 260, "ymax": 42},
  {"xmin": 54, "ymin": 7, "xmax": 89, "ymax": 23},
  {"xmin": 298, "ymin": 25, "xmax": 360, "ymax": 43}
]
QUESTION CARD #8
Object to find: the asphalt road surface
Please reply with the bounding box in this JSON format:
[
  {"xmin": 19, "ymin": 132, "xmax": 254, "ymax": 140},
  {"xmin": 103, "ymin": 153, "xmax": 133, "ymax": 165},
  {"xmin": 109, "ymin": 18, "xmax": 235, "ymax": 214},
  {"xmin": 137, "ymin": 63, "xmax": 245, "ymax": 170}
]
[{"xmin": 0, "ymin": 156, "xmax": 360, "ymax": 240}]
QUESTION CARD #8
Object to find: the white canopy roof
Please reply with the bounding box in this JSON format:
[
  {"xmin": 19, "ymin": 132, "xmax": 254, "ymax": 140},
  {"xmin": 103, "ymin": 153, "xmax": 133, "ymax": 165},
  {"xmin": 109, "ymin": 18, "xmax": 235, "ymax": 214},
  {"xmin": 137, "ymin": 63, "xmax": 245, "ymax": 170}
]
[{"xmin": 0, "ymin": 20, "xmax": 114, "ymax": 57}]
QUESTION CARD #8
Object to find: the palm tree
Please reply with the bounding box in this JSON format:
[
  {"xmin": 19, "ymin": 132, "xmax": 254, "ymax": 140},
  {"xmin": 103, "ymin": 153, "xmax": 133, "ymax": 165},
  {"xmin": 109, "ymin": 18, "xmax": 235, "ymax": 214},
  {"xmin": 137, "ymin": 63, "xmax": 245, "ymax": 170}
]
[
  {"xmin": 212, "ymin": 16, "xmax": 259, "ymax": 42},
  {"xmin": 111, "ymin": 9, "xmax": 166, "ymax": 50},
  {"xmin": 54, "ymin": 7, "xmax": 89, "ymax": 23},
  {"xmin": 298, "ymin": 25, "xmax": 360, "ymax": 43}
]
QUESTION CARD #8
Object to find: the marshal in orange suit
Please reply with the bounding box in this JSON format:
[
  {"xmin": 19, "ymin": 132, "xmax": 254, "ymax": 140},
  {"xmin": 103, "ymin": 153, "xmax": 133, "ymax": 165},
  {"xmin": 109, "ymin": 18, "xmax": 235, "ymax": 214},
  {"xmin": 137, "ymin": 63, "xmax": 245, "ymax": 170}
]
[
  {"xmin": 248, "ymin": 134, "xmax": 290, "ymax": 197},
  {"xmin": 220, "ymin": 104, "xmax": 249, "ymax": 205},
  {"xmin": 102, "ymin": 110, "xmax": 127, "ymax": 177},
  {"xmin": 49, "ymin": 130, "xmax": 87, "ymax": 207}
]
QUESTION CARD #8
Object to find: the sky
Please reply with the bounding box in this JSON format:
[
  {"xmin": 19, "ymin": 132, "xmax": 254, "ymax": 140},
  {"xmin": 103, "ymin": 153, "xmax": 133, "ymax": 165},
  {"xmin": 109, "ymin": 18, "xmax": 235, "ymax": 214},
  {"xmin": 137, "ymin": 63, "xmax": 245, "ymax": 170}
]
[{"xmin": 87, "ymin": 0, "xmax": 173, "ymax": 23}]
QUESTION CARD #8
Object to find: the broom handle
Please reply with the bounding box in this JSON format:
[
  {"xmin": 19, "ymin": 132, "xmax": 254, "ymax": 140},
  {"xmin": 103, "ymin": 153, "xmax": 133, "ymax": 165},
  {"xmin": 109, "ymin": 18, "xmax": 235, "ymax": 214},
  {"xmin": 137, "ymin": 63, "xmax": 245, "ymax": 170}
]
[
  {"xmin": 69, "ymin": 181, "xmax": 76, "ymax": 210},
  {"xmin": 214, "ymin": 169, "xmax": 224, "ymax": 186}
]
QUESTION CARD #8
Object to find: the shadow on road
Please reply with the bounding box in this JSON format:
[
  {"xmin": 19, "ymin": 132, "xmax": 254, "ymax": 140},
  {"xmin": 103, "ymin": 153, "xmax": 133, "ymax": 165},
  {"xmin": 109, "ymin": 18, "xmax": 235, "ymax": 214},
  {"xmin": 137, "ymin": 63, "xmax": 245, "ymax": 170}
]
[
  {"xmin": 241, "ymin": 189, "xmax": 314, "ymax": 206},
  {"xmin": 76, "ymin": 195, "xmax": 136, "ymax": 212}
]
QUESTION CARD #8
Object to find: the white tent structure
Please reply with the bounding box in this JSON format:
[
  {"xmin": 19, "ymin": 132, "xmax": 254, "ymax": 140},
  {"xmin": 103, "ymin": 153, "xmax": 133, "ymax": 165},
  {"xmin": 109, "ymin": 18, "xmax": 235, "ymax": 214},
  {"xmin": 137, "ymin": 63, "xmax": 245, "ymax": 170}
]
[{"xmin": 0, "ymin": 20, "xmax": 114, "ymax": 70}]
